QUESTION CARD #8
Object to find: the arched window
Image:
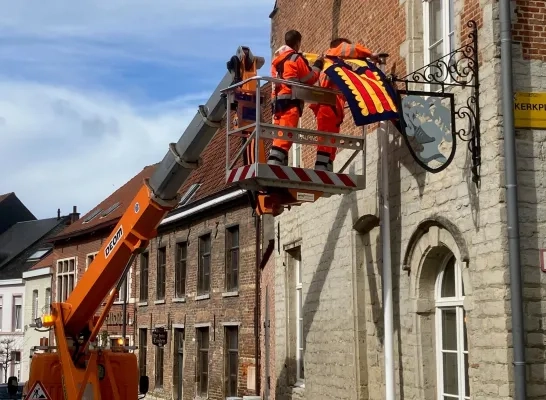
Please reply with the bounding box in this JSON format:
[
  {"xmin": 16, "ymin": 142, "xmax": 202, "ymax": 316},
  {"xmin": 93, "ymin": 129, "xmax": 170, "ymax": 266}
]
[{"xmin": 435, "ymin": 254, "xmax": 469, "ymax": 399}]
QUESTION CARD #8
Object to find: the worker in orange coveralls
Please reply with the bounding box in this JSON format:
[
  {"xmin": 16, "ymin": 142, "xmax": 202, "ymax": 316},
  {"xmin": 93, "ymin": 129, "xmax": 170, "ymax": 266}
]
[
  {"xmin": 310, "ymin": 38, "xmax": 380, "ymax": 171},
  {"xmin": 266, "ymin": 30, "xmax": 325, "ymax": 167}
]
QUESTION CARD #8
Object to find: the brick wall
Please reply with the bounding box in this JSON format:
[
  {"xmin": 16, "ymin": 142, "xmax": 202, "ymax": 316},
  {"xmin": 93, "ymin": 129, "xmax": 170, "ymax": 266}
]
[
  {"xmin": 136, "ymin": 201, "xmax": 259, "ymax": 400},
  {"xmin": 513, "ymin": 0, "xmax": 546, "ymax": 61},
  {"xmin": 51, "ymin": 232, "xmax": 137, "ymax": 343},
  {"xmin": 270, "ymin": 0, "xmax": 407, "ymax": 168}
]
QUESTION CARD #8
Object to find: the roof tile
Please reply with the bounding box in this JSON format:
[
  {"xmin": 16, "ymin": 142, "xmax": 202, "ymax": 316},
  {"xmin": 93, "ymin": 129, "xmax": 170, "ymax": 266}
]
[
  {"xmin": 30, "ymin": 252, "xmax": 54, "ymax": 270},
  {"xmin": 54, "ymin": 165, "xmax": 156, "ymax": 238},
  {"xmin": 178, "ymin": 83, "xmax": 273, "ymax": 204}
]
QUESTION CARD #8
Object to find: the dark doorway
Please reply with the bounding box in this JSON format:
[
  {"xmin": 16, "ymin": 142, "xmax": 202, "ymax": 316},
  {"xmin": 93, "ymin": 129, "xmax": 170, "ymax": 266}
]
[{"xmin": 174, "ymin": 328, "xmax": 184, "ymax": 400}]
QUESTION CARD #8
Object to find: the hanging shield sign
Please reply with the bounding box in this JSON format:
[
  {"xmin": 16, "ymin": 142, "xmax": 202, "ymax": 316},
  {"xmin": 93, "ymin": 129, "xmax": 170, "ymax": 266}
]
[{"xmin": 395, "ymin": 91, "xmax": 456, "ymax": 173}]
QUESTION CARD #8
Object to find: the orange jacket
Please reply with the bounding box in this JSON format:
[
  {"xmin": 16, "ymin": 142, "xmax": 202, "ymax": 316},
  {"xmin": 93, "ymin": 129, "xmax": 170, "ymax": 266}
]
[
  {"xmin": 310, "ymin": 42, "xmax": 374, "ymax": 119},
  {"xmin": 271, "ymin": 48, "xmax": 321, "ymax": 101},
  {"xmin": 327, "ymin": 42, "xmax": 373, "ymax": 60}
]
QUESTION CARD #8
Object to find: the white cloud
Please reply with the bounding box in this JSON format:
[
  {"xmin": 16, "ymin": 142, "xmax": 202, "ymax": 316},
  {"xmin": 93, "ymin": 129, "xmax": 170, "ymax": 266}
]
[
  {"xmin": 1, "ymin": 1, "xmax": 273, "ymax": 36},
  {"xmin": 0, "ymin": 79, "xmax": 208, "ymax": 218},
  {"xmin": 0, "ymin": 1, "xmax": 274, "ymax": 72},
  {"xmin": 0, "ymin": 0, "xmax": 274, "ymax": 219}
]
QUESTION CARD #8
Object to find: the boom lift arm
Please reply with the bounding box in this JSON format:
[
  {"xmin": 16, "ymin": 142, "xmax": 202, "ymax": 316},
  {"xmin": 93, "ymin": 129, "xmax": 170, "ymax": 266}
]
[{"xmin": 28, "ymin": 46, "xmax": 264, "ymax": 400}]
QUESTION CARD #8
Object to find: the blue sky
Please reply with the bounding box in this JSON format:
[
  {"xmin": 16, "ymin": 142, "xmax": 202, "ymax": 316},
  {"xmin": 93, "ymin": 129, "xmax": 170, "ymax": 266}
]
[{"xmin": 0, "ymin": 1, "xmax": 274, "ymax": 219}]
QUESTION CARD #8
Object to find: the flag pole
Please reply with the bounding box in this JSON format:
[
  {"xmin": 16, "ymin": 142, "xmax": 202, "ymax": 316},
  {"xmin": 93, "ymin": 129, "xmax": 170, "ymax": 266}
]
[{"xmin": 378, "ymin": 55, "xmax": 395, "ymax": 400}]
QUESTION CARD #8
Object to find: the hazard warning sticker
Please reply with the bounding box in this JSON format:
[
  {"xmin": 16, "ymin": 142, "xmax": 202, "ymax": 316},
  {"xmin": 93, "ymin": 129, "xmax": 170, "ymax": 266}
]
[{"xmin": 25, "ymin": 381, "xmax": 51, "ymax": 400}]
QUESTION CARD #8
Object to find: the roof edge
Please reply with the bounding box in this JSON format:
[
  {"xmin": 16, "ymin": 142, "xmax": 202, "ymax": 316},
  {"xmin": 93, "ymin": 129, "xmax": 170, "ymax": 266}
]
[
  {"xmin": 55, "ymin": 186, "xmax": 247, "ymax": 241},
  {"xmin": 159, "ymin": 188, "xmax": 247, "ymax": 228},
  {"xmin": 23, "ymin": 267, "xmax": 52, "ymax": 279},
  {"xmin": 0, "ymin": 216, "xmax": 69, "ymax": 271},
  {"xmin": 51, "ymin": 218, "xmax": 119, "ymax": 243}
]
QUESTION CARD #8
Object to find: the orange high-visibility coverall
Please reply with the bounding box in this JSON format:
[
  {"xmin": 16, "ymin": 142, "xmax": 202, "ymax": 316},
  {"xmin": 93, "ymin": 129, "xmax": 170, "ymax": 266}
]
[
  {"xmin": 310, "ymin": 42, "xmax": 373, "ymax": 170},
  {"xmin": 267, "ymin": 46, "xmax": 321, "ymax": 166}
]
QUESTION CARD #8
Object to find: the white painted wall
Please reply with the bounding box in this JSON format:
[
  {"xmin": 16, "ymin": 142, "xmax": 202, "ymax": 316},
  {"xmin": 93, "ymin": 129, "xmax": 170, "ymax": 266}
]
[
  {"xmin": 21, "ymin": 268, "xmax": 52, "ymax": 383},
  {"xmin": 0, "ymin": 279, "xmax": 25, "ymax": 383}
]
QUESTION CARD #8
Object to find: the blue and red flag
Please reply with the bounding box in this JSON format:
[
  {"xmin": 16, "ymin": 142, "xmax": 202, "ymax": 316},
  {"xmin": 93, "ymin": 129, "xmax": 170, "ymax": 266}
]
[{"xmin": 322, "ymin": 57, "xmax": 399, "ymax": 126}]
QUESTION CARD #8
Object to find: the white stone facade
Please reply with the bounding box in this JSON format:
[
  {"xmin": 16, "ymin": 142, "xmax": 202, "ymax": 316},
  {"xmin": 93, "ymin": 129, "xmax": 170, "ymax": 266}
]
[
  {"xmin": 0, "ymin": 279, "xmax": 26, "ymax": 384},
  {"xmin": 272, "ymin": 1, "xmax": 544, "ymax": 400},
  {"xmin": 21, "ymin": 267, "xmax": 52, "ymax": 383}
]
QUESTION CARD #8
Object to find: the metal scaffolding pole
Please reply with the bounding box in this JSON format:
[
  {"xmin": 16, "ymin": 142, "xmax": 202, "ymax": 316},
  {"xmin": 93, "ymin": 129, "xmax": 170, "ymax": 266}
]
[{"xmin": 378, "ymin": 57, "xmax": 395, "ymax": 400}]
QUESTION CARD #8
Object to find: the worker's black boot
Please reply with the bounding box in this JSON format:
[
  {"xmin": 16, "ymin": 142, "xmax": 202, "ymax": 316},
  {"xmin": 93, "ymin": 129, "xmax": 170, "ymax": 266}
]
[
  {"xmin": 267, "ymin": 146, "xmax": 288, "ymax": 166},
  {"xmin": 314, "ymin": 151, "xmax": 333, "ymax": 171}
]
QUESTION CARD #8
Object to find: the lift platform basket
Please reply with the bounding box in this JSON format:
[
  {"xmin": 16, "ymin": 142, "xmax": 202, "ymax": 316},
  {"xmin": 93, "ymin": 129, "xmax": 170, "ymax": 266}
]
[
  {"xmin": 226, "ymin": 163, "xmax": 364, "ymax": 197},
  {"xmin": 221, "ymin": 75, "xmax": 367, "ymax": 210}
]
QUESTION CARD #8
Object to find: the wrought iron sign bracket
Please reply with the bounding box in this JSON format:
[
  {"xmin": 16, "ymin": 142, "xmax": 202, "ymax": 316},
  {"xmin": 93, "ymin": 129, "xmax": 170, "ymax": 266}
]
[{"xmin": 390, "ymin": 20, "xmax": 481, "ymax": 186}]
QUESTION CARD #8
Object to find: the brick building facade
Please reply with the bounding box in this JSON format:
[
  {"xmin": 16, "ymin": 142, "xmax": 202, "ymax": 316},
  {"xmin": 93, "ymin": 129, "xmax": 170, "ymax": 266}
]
[
  {"xmin": 136, "ymin": 196, "xmax": 261, "ymax": 400},
  {"xmin": 135, "ymin": 84, "xmax": 274, "ymax": 400},
  {"xmin": 269, "ymin": 0, "xmax": 546, "ymax": 399}
]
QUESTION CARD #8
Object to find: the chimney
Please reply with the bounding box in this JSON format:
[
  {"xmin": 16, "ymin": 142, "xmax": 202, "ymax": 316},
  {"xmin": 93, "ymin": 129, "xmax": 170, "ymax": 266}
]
[
  {"xmin": 57, "ymin": 209, "xmax": 61, "ymax": 220},
  {"xmin": 69, "ymin": 206, "xmax": 80, "ymax": 224}
]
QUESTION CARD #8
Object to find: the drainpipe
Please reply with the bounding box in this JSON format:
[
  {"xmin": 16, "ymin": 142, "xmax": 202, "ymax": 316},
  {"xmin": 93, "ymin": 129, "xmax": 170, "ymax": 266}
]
[
  {"xmin": 499, "ymin": 1, "xmax": 527, "ymax": 398},
  {"xmin": 122, "ymin": 272, "xmax": 128, "ymax": 341},
  {"xmin": 378, "ymin": 57, "xmax": 395, "ymax": 400},
  {"xmin": 254, "ymin": 214, "xmax": 261, "ymax": 396}
]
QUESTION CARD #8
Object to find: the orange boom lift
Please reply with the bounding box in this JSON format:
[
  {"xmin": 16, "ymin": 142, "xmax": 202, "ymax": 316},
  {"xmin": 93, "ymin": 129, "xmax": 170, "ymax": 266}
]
[{"xmin": 25, "ymin": 46, "xmax": 368, "ymax": 400}]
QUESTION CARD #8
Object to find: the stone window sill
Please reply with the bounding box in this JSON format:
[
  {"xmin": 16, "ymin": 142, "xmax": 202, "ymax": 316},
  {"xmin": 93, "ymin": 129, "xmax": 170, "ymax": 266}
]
[
  {"xmin": 195, "ymin": 294, "xmax": 210, "ymax": 301},
  {"xmin": 154, "ymin": 300, "xmax": 166, "ymax": 305},
  {"xmin": 291, "ymin": 381, "xmax": 305, "ymax": 394},
  {"xmin": 222, "ymin": 291, "xmax": 239, "ymax": 298},
  {"xmin": 172, "ymin": 297, "xmax": 186, "ymax": 303},
  {"xmin": 138, "ymin": 301, "xmax": 148, "ymax": 307}
]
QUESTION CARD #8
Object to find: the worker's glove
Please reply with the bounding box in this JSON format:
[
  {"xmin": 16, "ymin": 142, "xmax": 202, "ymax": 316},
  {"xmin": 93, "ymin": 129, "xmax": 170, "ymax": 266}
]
[
  {"xmin": 313, "ymin": 57, "xmax": 325, "ymax": 70},
  {"xmin": 369, "ymin": 53, "xmax": 380, "ymax": 63}
]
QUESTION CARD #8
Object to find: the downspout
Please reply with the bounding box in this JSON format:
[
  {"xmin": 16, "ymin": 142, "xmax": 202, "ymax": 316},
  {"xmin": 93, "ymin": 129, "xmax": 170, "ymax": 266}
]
[
  {"xmin": 378, "ymin": 57, "xmax": 395, "ymax": 400},
  {"xmin": 499, "ymin": 1, "xmax": 527, "ymax": 399},
  {"xmin": 254, "ymin": 214, "xmax": 262, "ymax": 396}
]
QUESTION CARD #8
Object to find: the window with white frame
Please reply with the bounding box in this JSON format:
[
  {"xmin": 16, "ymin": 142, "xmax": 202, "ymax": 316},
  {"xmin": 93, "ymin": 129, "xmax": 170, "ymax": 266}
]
[
  {"xmin": 45, "ymin": 288, "xmax": 51, "ymax": 311},
  {"xmin": 114, "ymin": 267, "xmax": 130, "ymax": 303},
  {"xmin": 286, "ymin": 246, "xmax": 305, "ymax": 385},
  {"xmin": 0, "ymin": 297, "xmax": 3, "ymax": 331},
  {"xmin": 12, "ymin": 296, "xmax": 22, "ymax": 331},
  {"xmin": 86, "ymin": 252, "xmax": 97, "ymax": 271},
  {"xmin": 295, "ymin": 249, "xmax": 304, "ymax": 383},
  {"xmin": 435, "ymin": 254, "xmax": 469, "ymax": 400},
  {"xmin": 57, "ymin": 257, "xmax": 76, "ymax": 302},
  {"xmin": 32, "ymin": 290, "xmax": 39, "ymax": 320},
  {"xmin": 423, "ymin": 0, "xmax": 455, "ymax": 91}
]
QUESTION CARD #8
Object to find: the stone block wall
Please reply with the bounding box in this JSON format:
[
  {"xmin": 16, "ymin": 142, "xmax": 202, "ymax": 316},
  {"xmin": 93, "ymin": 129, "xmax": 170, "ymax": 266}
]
[
  {"xmin": 267, "ymin": 0, "xmax": 546, "ymax": 399},
  {"xmin": 511, "ymin": 1, "xmax": 546, "ymax": 397}
]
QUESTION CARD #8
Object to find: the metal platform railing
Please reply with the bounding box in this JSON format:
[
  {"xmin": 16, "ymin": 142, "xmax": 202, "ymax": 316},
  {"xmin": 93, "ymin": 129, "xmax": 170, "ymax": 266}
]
[{"xmin": 221, "ymin": 76, "xmax": 367, "ymax": 197}]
